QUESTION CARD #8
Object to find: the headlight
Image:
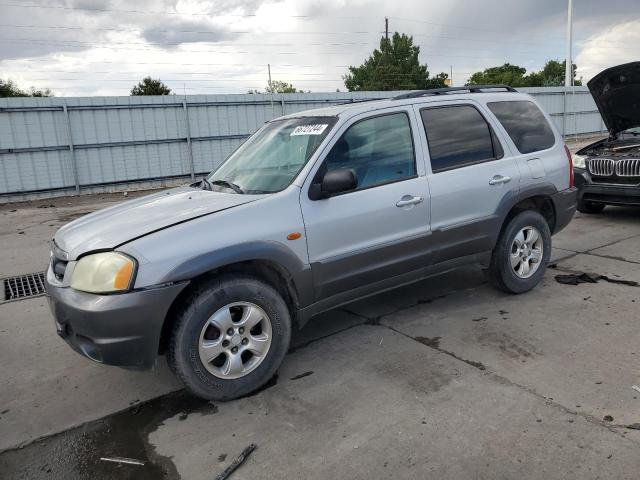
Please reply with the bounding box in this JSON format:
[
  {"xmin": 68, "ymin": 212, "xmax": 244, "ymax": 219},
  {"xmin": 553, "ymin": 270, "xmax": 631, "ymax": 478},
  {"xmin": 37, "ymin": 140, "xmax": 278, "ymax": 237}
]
[
  {"xmin": 573, "ymin": 154, "xmax": 587, "ymax": 169},
  {"xmin": 71, "ymin": 252, "xmax": 136, "ymax": 293}
]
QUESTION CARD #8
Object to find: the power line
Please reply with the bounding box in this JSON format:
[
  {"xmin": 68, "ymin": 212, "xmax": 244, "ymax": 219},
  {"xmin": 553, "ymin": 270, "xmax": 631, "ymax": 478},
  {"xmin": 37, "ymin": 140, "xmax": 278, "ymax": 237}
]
[
  {"xmin": 4, "ymin": 59, "xmax": 353, "ymax": 68},
  {"xmin": 0, "ymin": 2, "xmax": 574, "ymax": 45},
  {"xmin": 5, "ymin": 69, "xmax": 474, "ymax": 77},
  {"xmin": 0, "ymin": 22, "xmax": 568, "ymax": 47},
  {"xmin": 0, "ymin": 1, "xmax": 306, "ymax": 18},
  {"xmin": 389, "ymin": 15, "xmax": 566, "ymax": 40},
  {"xmin": 0, "ymin": 35, "xmax": 559, "ymax": 57},
  {"xmin": 0, "ymin": 38, "xmax": 545, "ymax": 60},
  {"xmin": 23, "ymin": 77, "xmax": 347, "ymax": 83},
  {"xmin": 0, "ymin": 35, "xmax": 372, "ymax": 48}
]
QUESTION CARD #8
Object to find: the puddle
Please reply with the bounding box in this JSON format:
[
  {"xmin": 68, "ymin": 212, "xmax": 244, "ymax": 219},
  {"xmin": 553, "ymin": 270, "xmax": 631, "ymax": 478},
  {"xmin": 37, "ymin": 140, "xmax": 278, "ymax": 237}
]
[{"xmin": 0, "ymin": 390, "xmax": 217, "ymax": 480}]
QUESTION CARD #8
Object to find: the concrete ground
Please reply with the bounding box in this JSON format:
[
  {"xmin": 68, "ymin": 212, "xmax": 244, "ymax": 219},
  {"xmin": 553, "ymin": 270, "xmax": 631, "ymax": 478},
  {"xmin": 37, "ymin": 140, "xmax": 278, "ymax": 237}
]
[{"xmin": 1, "ymin": 160, "xmax": 640, "ymax": 479}]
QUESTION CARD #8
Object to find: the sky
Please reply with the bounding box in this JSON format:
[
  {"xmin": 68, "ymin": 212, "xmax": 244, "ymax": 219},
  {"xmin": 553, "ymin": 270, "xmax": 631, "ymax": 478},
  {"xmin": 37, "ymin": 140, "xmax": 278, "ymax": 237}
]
[{"xmin": 0, "ymin": 0, "xmax": 638, "ymax": 97}]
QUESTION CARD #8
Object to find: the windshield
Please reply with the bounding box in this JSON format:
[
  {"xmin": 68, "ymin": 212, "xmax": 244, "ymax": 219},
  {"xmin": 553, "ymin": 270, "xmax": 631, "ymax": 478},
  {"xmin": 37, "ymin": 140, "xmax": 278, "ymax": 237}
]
[
  {"xmin": 207, "ymin": 116, "xmax": 336, "ymax": 194},
  {"xmin": 621, "ymin": 127, "xmax": 640, "ymax": 135}
]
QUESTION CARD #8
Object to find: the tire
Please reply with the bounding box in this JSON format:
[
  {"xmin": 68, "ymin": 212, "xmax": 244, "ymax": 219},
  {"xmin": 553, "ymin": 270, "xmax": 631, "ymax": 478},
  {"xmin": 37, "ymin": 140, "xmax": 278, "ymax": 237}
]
[
  {"xmin": 577, "ymin": 200, "xmax": 605, "ymax": 214},
  {"xmin": 489, "ymin": 210, "xmax": 551, "ymax": 294},
  {"xmin": 168, "ymin": 274, "xmax": 291, "ymax": 401}
]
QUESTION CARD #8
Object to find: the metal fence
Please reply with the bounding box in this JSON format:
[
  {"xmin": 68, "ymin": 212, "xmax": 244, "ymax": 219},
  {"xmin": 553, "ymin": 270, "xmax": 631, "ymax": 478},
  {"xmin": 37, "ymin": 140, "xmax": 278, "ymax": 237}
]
[{"xmin": 0, "ymin": 87, "xmax": 603, "ymax": 202}]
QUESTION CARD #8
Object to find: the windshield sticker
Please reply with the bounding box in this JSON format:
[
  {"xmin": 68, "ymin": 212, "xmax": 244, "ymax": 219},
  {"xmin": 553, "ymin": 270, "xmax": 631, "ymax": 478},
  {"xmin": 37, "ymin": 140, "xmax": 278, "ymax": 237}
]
[{"xmin": 290, "ymin": 124, "xmax": 328, "ymax": 136}]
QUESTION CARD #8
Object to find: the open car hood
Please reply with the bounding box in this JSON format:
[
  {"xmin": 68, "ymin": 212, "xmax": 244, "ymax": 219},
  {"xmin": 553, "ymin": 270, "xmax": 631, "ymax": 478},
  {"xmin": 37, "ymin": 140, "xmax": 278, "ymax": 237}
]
[{"xmin": 588, "ymin": 61, "xmax": 640, "ymax": 135}]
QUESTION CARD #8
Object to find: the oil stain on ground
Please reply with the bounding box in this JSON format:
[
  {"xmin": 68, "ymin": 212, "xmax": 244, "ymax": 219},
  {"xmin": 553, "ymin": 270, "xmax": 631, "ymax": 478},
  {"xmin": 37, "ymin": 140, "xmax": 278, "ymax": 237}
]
[{"xmin": 0, "ymin": 390, "xmax": 218, "ymax": 480}]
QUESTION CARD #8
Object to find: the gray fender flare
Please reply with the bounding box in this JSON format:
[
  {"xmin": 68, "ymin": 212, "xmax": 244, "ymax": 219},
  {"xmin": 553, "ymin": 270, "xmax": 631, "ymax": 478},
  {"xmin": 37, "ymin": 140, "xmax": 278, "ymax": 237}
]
[
  {"xmin": 159, "ymin": 241, "xmax": 314, "ymax": 308},
  {"xmin": 494, "ymin": 182, "xmax": 558, "ymax": 240}
]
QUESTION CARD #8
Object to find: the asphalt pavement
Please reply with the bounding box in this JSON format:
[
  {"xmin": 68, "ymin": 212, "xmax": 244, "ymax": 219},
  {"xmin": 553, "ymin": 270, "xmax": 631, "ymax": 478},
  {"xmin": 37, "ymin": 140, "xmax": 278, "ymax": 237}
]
[{"xmin": 1, "ymin": 144, "xmax": 639, "ymax": 479}]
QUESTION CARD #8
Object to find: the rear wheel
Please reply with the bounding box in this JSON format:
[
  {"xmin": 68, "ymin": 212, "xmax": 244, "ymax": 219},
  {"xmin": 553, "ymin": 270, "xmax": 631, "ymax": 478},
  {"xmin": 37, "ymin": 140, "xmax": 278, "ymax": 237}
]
[
  {"xmin": 489, "ymin": 210, "xmax": 551, "ymax": 294},
  {"xmin": 577, "ymin": 200, "xmax": 605, "ymax": 214},
  {"xmin": 168, "ymin": 274, "xmax": 291, "ymax": 400}
]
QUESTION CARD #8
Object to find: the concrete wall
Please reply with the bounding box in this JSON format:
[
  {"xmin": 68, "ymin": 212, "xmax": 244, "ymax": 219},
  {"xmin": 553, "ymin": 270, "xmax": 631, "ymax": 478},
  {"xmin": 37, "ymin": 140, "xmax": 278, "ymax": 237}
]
[{"xmin": 0, "ymin": 87, "xmax": 602, "ymax": 202}]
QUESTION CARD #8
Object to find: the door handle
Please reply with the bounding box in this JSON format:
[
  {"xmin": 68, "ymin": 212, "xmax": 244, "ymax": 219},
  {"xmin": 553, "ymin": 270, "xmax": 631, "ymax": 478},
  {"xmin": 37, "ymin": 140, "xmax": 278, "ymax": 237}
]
[
  {"xmin": 396, "ymin": 195, "xmax": 424, "ymax": 207},
  {"xmin": 489, "ymin": 175, "xmax": 511, "ymax": 185}
]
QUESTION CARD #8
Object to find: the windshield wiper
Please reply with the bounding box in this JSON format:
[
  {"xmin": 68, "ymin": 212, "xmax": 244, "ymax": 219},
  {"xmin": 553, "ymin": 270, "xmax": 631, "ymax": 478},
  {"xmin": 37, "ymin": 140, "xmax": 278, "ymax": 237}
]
[
  {"xmin": 210, "ymin": 179, "xmax": 244, "ymax": 194},
  {"xmin": 200, "ymin": 177, "xmax": 213, "ymax": 191}
]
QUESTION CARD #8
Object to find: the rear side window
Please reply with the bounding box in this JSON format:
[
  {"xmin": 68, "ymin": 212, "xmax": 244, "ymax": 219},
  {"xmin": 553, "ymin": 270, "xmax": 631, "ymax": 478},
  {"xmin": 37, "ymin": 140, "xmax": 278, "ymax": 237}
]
[
  {"xmin": 420, "ymin": 105, "xmax": 502, "ymax": 173},
  {"xmin": 487, "ymin": 100, "xmax": 555, "ymax": 154},
  {"xmin": 322, "ymin": 112, "xmax": 416, "ymax": 190}
]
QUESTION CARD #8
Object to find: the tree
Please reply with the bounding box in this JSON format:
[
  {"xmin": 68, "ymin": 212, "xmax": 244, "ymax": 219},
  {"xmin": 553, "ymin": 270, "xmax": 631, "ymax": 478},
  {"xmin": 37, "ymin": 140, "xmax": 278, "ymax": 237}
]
[
  {"xmin": 131, "ymin": 77, "xmax": 171, "ymax": 95},
  {"xmin": 467, "ymin": 63, "xmax": 528, "ymax": 87},
  {"xmin": 266, "ymin": 80, "xmax": 301, "ymax": 93},
  {"xmin": 538, "ymin": 60, "xmax": 582, "ymax": 86},
  {"xmin": 0, "ymin": 79, "xmax": 52, "ymax": 97},
  {"xmin": 467, "ymin": 60, "xmax": 581, "ymax": 87},
  {"xmin": 248, "ymin": 80, "xmax": 302, "ymax": 94},
  {"xmin": 343, "ymin": 32, "xmax": 448, "ymax": 91}
]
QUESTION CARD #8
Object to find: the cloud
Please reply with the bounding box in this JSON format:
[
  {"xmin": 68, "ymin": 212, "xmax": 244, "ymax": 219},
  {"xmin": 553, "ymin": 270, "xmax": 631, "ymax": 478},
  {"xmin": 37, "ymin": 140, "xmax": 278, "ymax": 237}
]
[
  {"xmin": 141, "ymin": 18, "xmax": 233, "ymax": 45},
  {"xmin": 1, "ymin": 0, "xmax": 639, "ymax": 95},
  {"xmin": 576, "ymin": 20, "xmax": 640, "ymax": 82}
]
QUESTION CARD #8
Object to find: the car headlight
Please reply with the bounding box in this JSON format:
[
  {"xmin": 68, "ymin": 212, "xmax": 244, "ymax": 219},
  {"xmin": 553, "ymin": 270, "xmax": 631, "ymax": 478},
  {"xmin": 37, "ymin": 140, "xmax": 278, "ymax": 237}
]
[
  {"xmin": 573, "ymin": 153, "xmax": 587, "ymax": 169},
  {"xmin": 71, "ymin": 252, "xmax": 136, "ymax": 293}
]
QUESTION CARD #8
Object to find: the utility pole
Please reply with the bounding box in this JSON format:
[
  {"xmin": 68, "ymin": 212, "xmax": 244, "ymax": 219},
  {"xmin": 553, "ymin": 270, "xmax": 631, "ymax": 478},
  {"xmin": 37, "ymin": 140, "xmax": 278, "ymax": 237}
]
[
  {"xmin": 385, "ymin": 17, "xmax": 389, "ymax": 40},
  {"xmin": 563, "ymin": 0, "xmax": 573, "ymax": 138},
  {"xmin": 450, "ymin": 65, "xmax": 453, "ymax": 87},
  {"xmin": 268, "ymin": 63, "xmax": 274, "ymax": 117},
  {"xmin": 565, "ymin": 0, "xmax": 573, "ymax": 87}
]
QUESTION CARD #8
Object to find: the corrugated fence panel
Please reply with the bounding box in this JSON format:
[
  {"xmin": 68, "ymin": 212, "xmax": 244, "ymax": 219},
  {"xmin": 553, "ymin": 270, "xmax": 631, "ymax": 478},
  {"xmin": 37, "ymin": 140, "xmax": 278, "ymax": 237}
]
[
  {"xmin": 192, "ymin": 138, "xmax": 245, "ymax": 174},
  {"xmin": 75, "ymin": 142, "xmax": 190, "ymax": 186},
  {"xmin": 0, "ymin": 150, "xmax": 74, "ymax": 192},
  {"xmin": 0, "ymin": 88, "xmax": 606, "ymax": 200}
]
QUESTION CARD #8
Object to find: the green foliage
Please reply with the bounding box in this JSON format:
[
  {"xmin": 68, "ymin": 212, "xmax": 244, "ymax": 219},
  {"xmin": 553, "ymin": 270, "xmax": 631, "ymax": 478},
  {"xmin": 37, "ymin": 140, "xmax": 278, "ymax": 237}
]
[
  {"xmin": 0, "ymin": 79, "xmax": 52, "ymax": 97},
  {"xmin": 467, "ymin": 60, "xmax": 582, "ymax": 87},
  {"xmin": 130, "ymin": 77, "xmax": 172, "ymax": 95},
  {"xmin": 467, "ymin": 63, "xmax": 528, "ymax": 87},
  {"xmin": 266, "ymin": 80, "xmax": 301, "ymax": 93},
  {"xmin": 248, "ymin": 80, "xmax": 302, "ymax": 94},
  {"xmin": 343, "ymin": 32, "xmax": 448, "ymax": 91}
]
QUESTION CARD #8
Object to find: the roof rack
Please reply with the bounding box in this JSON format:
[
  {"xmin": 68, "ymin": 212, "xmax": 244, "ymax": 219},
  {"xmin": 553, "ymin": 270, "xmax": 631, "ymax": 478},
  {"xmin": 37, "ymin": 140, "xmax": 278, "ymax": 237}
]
[
  {"xmin": 392, "ymin": 85, "xmax": 517, "ymax": 100},
  {"xmin": 337, "ymin": 97, "xmax": 387, "ymax": 106}
]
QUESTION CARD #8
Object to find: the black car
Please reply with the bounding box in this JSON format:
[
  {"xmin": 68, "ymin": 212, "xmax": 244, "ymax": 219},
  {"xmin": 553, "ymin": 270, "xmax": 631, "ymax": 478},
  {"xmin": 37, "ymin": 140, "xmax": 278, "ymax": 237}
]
[{"xmin": 573, "ymin": 61, "xmax": 640, "ymax": 213}]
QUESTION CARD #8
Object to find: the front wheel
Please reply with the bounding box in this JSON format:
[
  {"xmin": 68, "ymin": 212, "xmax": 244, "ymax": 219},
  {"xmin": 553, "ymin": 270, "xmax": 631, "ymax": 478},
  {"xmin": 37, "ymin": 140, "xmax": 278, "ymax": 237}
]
[
  {"xmin": 168, "ymin": 274, "xmax": 291, "ymax": 401},
  {"xmin": 489, "ymin": 210, "xmax": 551, "ymax": 294}
]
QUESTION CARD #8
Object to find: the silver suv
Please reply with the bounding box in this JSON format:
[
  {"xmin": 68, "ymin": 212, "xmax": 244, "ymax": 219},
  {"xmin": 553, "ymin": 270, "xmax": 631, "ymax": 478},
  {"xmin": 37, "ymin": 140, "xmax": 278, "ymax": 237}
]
[{"xmin": 46, "ymin": 86, "xmax": 577, "ymax": 400}]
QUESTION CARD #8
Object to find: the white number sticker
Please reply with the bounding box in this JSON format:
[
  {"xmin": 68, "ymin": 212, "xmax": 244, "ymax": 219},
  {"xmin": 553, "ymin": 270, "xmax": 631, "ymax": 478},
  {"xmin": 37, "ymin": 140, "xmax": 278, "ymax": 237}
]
[{"xmin": 290, "ymin": 124, "xmax": 328, "ymax": 136}]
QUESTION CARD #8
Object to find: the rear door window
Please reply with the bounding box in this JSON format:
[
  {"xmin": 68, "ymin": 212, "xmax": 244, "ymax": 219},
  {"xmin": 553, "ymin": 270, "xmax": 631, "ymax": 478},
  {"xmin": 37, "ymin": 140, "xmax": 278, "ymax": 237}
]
[
  {"xmin": 487, "ymin": 100, "xmax": 555, "ymax": 154},
  {"xmin": 420, "ymin": 105, "xmax": 502, "ymax": 173}
]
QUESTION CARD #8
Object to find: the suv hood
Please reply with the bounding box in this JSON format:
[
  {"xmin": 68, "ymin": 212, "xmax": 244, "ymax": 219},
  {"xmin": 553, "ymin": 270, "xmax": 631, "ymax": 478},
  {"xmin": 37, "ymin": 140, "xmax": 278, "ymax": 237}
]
[
  {"xmin": 54, "ymin": 186, "xmax": 262, "ymax": 260},
  {"xmin": 588, "ymin": 61, "xmax": 640, "ymax": 135}
]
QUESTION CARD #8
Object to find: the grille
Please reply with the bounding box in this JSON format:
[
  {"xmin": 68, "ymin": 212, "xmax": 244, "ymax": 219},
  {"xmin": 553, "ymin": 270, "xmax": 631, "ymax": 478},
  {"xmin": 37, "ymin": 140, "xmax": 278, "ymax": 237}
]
[
  {"xmin": 615, "ymin": 159, "xmax": 640, "ymax": 177},
  {"xmin": 3, "ymin": 272, "xmax": 46, "ymax": 302},
  {"xmin": 588, "ymin": 158, "xmax": 614, "ymax": 176}
]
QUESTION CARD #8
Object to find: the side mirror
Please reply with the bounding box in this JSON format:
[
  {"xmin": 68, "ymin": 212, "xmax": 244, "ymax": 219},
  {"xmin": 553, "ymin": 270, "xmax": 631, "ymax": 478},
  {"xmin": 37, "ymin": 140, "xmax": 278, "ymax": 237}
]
[{"xmin": 309, "ymin": 168, "xmax": 357, "ymax": 200}]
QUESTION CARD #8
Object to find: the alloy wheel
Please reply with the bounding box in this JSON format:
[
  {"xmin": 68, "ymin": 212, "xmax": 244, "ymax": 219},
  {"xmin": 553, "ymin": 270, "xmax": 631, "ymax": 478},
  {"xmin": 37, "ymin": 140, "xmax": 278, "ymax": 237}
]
[
  {"xmin": 510, "ymin": 226, "xmax": 544, "ymax": 279},
  {"xmin": 198, "ymin": 302, "xmax": 272, "ymax": 379}
]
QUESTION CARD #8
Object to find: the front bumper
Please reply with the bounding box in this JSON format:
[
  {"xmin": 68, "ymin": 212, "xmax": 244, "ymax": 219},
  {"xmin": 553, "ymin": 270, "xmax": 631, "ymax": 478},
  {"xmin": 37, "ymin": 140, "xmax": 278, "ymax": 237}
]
[
  {"xmin": 550, "ymin": 187, "xmax": 577, "ymax": 234},
  {"xmin": 575, "ymin": 169, "xmax": 640, "ymax": 206},
  {"xmin": 46, "ymin": 271, "xmax": 188, "ymax": 369}
]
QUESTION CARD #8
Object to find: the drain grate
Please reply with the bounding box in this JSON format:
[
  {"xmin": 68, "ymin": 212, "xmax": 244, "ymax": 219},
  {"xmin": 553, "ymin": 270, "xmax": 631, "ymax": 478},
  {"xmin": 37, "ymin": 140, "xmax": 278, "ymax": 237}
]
[{"xmin": 3, "ymin": 272, "xmax": 46, "ymax": 302}]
